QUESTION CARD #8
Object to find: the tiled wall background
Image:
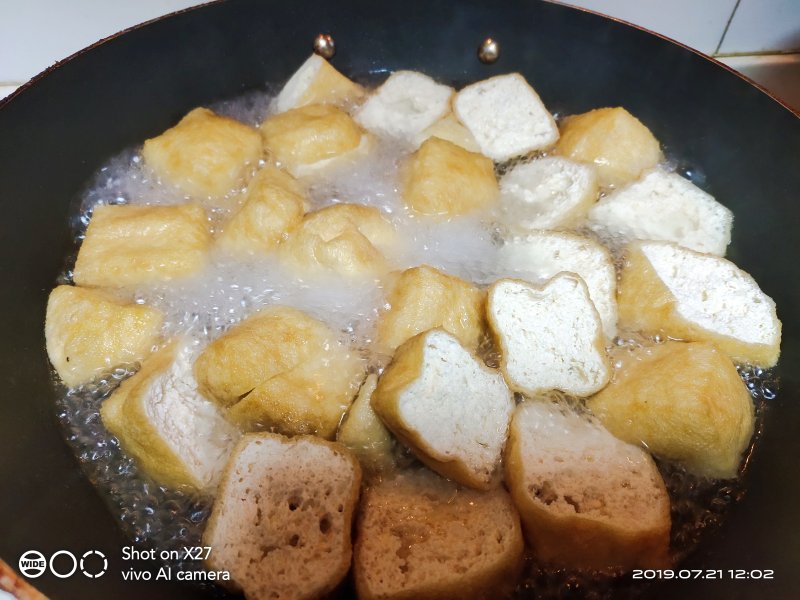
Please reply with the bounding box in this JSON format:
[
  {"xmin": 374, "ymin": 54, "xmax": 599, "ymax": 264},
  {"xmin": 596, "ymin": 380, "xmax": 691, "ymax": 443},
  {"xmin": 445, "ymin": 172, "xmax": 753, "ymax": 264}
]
[
  {"xmin": 1, "ymin": 0, "xmax": 799, "ymax": 110},
  {"xmin": 564, "ymin": 0, "xmax": 800, "ymax": 110}
]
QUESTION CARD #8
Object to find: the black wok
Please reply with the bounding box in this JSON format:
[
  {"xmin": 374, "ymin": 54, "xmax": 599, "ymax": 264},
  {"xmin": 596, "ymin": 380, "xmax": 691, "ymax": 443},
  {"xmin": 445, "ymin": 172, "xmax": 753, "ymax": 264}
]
[{"xmin": 1, "ymin": 0, "xmax": 798, "ymax": 598}]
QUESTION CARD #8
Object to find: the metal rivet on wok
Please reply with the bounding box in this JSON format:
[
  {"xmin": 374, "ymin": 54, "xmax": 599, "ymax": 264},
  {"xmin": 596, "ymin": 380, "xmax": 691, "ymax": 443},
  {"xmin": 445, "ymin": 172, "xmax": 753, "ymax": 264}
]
[
  {"xmin": 478, "ymin": 37, "xmax": 500, "ymax": 64},
  {"xmin": 313, "ymin": 34, "xmax": 336, "ymax": 59}
]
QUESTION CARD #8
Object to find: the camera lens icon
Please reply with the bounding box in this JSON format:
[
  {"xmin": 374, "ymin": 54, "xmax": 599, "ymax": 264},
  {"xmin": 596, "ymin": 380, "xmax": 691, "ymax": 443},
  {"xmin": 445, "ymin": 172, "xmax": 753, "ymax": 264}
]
[
  {"xmin": 18, "ymin": 549, "xmax": 107, "ymax": 579},
  {"xmin": 18, "ymin": 551, "xmax": 47, "ymax": 578}
]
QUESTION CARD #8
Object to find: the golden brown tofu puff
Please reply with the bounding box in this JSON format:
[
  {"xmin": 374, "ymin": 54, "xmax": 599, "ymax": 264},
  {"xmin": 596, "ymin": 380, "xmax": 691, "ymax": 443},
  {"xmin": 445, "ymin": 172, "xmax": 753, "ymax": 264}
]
[
  {"xmin": 403, "ymin": 137, "xmax": 498, "ymax": 217},
  {"xmin": 194, "ymin": 305, "xmax": 365, "ymax": 439},
  {"xmin": 45, "ymin": 285, "xmax": 163, "ymax": 387},
  {"xmin": 142, "ymin": 107, "xmax": 262, "ymax": 200},
  {"xmin": 281, "ymin": 203, "xmax": 397, "ymax": 278},
  {"xmin": 216, "ymin": 165, "xmax": 306, "ymax": 256},
  {"xmin": 555, "ymin": 107, "xmax": 662, "ymax": 189},
  {"xmin": 376, "ymin": 265, "xmax": 485, "ymax": 355},
  {"xmin": 73, "ymin": 203, "xmax": 211, "ymax": 287},
  {"xmin": 587, "ymin": 341, "xmax": 755, "ymax": 479},
  {"xmin": 260, "ymin": 103, "xmax": 367, "ymax": 176}
]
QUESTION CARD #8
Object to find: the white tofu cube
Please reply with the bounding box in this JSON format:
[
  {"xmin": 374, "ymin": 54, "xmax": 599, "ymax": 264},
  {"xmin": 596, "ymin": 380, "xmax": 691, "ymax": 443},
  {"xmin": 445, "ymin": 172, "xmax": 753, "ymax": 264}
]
[
  {"xmin": 355, "ymin": 71, "xmax": 453, "ymax": 142},
  {"xmin": 454, "ymin": 73, "xmax": 559, "ymax": 161}
]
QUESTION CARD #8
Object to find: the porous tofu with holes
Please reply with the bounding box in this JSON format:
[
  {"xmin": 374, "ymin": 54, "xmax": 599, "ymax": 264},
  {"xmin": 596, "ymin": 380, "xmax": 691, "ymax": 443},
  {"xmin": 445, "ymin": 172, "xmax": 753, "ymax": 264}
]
[
  {"xmin": 403, "ymin": 137, "xmax": 498, "ymax": 217},
  {"xmin": 487, "ymin": 275, "xmax": 611, "ymax": 397},
  {"xmin": 617, "ymin": 241, "xmax": 781, "ymax": 367},
  {"xmin": 454, "ymin": 73, "xmax": 559, "ymax": 161},
  {"xmin": 216, "ymin": 165, "xmax": 306, "ymax": 256},
  {"xmin": 355, "ymin": 71, "xmax": 454, "ymax": 142},
  {"xmin": 588, "ymin": 168, "xmax": 733, "ymax": 255},
  {"xmin": 496, "ymin": 156, "xmax": 599, "ymax": 233},
  {"xmin": 275, "ymin": 54, "xmax": 365, "ymax": 113},
  {"xmin": 337, "ymin": 374, "xmax": 396, "ymax": 474},
  {"xmin": 354, "ymin": 469, "xmax": 524, "ymax": 600},
  {"xmin": 45, "ymin": 285, "xmax": 163, "ymax": 388},
  {"xmin": 73, "ymin": 203, "xmax": 211, "ymax": 287},
  {"xmin": 260, "ymin": 103, "xmax": 369, "ymax": 177},
  {"xmin": 101, "ymin": 341, "xmax": 240, "ymax": 491},
  {"xmin": 505, "ymin": 400, "xmax": 671, "ymax": 570},
  {"xmin": 555, "ymin": 107, "xmax": 662, "ymax": 189},
  {"xmin": 371, "ymin": 329, "xmax": 515, "ymax": 490},
  {"xmin": 204, "ymin": 433, "xmax": 361, "ymax": 600},
  {"xmin": 414, "ymin": 113, "xmax": 481, "ymax": 152},
  {"xmin": 194, "ymin": 305, "xmax": 365, "ymax": 438},
  {"xmin": 142, "ymin": 107, "xmax": 262, "ymax": 200},
  {"xmin": 281, "ymin": 203, "xmax": 397, "ymax": 278},
  {"xmin": 376, "ymin": 265, "xmax": 485, "ymax": 355},
  {"xmin": 587, "ymin": 341, "xmax": 755, "ymax": 479},
  {"xmin": 496, "ymin": 231, "xmax": 618, "ymax": 338}
]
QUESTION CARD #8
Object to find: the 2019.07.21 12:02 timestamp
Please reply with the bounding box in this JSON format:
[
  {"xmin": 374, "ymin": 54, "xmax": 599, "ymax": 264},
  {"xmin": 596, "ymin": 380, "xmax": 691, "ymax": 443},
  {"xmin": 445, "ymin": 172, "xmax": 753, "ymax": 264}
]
[{"xmin": 633, "ymin": 569, "xmax": 774, "ymax": 580}]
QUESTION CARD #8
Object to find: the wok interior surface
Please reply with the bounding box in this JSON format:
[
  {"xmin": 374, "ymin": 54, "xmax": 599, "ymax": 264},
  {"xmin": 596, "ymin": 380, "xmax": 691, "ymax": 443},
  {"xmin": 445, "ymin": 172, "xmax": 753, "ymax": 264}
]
[{"xmin": 1, "ymin": 0, "xmax": 799, "ymax": 598}]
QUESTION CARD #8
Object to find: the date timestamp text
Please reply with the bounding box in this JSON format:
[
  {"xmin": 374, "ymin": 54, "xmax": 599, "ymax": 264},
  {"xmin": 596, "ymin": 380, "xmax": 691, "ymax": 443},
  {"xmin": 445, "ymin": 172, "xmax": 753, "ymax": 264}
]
[{"xmin": 633, "ymin": 569, "xmax": 774, "ymax": 580}]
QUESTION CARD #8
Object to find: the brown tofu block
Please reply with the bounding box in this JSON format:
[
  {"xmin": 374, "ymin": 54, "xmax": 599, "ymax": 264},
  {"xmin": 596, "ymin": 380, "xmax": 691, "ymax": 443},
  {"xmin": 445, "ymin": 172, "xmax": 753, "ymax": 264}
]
[
  {"xmin": 217, "ymin": 165, "xmax": 305, "ymax": 255},
  {"xmin": 260, "ymin": 103, "xmax": 364, "ymax": 176},
  {"xmin": 404, "ymin": 137, "xmax": 498, "ymax": 217},
  {"xmin": 281, "ymin": 203, "xmax": 396, "ymax": 278},
  {"xmin": 556, "ymin": 107, "xmax": 662, "ymax": 189},
  {"xmin": 194, "ymin": 305, "xmax": 365, "ymax": 438},
  {"xmin": 376, "ymin": 265, "xmax": 485, "ymax": 354},
  {"xmin": 587, "ymin": 341, "xmax": 755, "ymax": 478},
  {"xmin": 142, "ymin": 107, "xmax": 262, "ymax": 200},
  {"xmin": 45, "ymin": 285, "xmax": 163, "ymax": 387},
  {"xmin": 73, "ymin": 203, "xmax": 211, "ymax": 287}
]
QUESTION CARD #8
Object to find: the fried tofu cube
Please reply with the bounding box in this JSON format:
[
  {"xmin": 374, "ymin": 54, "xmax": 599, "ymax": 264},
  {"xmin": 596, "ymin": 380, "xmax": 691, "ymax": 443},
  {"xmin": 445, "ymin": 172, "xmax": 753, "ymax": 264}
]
[
  {"xmin": 101, "ymin": 341, "xmax": 240, "ymax": 490},
  {"xmin": 194, "ymin": 305, "xmax": 330, "ymax": 406},
  {"xmin": 505, "ymin": 400, "xmax": 671, "ymax": 570},
  {"xmin": 275, "ymin": 54, "xmax": 365, "ymax": 112},
  {"xmin": 355, "ymin": 71, "xmax": 454, "ymax": 142},
  {"xmin": 415, "ymin": 113, "xmax": 481, "ymax": 153},
  {"xmin": 487, "ymin": 275, "xmax": 611, "ymax": 398},
  {"xmin": 376, "ymin": 265, "xmax": 485, "ymax": 354},
  {"xmin": 587, "ymin": 341, "xmax": 755, "ymax": 479},
  {"xmin": 588, "ymin": 169, "xmax": 732, "ymax": 256},
  {"xmin": 228, "ymin": 348, "xmax": 365, "ymax": 439},
  {"xmin": 216, "ymin": 165, "xmax": 305, "ymax": 255},
  {"xmin": 142, "ymin": 107, "xmax": 262, "ymax": 200},
  {"xmin": 260, "ymin": 104, "xmax": 366, "ymax": 177},
  {"xmin": 45, "ymin": 285, "xmax": 163, "ymax": 387},
  {"xmin": 194, "ymin": 306, "xmax": 366, "ymax": 438},
  {"xmin": 337, "ymin": 374, "xmax": 396, "ymax": 473},
  {"xmin": 354, "ymin": 469, "xmax": 524, "ymax": 600},
  {"xmin": 403, "ymin": 137, "xmax": 498, "ymax": 217},
  {"xmin": 496, "ymin": 156, "xmax": 598, "ymax": 233},
  {"xmin": 617, "ymin": 241, "xmax": 781, "ymax": 367},
  {"xmin": 556, "ymin": 107, "xmax": 662, "ymax": 189},
  {"xmin": 282, "ymin": 203, "xmax": 397, "ymax": 277},
  {"xmin": 73, "ymin": 204, "xmax": 211, "ymax": 287},
  {"xmin": 454, "ymin": 73, "xmax": 559, "ymax": 161},
  {"xmin": 371, "ymin": 329, "xmax": 515, "ymax": 489}
]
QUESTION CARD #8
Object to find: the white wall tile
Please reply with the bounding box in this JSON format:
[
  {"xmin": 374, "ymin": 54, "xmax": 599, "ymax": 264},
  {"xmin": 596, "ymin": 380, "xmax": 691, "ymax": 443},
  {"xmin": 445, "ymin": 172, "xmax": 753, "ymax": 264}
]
[
  {"xmin": 560, "ymin": 0, "xmax": 738, "ymax": 55},
  {"xmin": 718, "ymin": 54, "xmax": 800, "ymax": 111},
  {"xmin": 718, "ymin": 0, "xmax": 800, "ymax": 54},
  {"xmin": 0, "ymin": 0, "xmax": 207, "ymax": 83}
]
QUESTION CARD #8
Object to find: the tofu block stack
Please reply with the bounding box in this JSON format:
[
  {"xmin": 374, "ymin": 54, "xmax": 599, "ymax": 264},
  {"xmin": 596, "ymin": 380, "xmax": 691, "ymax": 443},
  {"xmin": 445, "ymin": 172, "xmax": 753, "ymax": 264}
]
[{"xmin": 44, "ymin": 53, "xmax": 784, "ymax": 600}]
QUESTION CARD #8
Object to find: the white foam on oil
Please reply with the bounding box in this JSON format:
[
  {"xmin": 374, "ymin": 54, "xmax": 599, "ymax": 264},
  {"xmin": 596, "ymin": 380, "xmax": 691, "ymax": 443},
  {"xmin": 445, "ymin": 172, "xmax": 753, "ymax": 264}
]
[{"xmin": 133, "ymin": 249, "xmax": 385, "ymax": 355}]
